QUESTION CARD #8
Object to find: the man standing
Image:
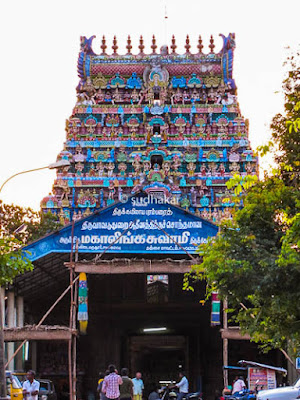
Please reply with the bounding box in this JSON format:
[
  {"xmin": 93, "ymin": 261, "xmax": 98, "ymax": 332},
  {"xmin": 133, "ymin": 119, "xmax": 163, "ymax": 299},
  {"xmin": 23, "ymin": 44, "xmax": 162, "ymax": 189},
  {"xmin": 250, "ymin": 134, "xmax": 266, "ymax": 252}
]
[
  {"xmin": 132, "ymin": 372, "xmax": 144, "ymax": 400},
  {"xmin": 120, "ymin": 368, "xmax": 133, "ymax": 400},
  {"xmin": 175, "ymin": 371, "xmax": 189, "ymax": 400},
  {"xmin": 102, "ymin": 365, "xmax": 123, "ymax": 400},
  {"xmin": 22, "ymin": 370, "xmax": 40, "ymax": 400}
]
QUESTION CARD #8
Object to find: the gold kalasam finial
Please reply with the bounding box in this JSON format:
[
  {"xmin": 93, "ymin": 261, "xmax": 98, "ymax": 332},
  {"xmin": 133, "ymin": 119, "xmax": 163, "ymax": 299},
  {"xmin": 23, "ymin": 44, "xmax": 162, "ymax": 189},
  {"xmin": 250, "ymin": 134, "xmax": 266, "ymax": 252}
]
[
  {"xmin": 101, "ymin": 35, "xmax": 107, "ymax": 55},
  {"xmin": 209, "ymin": 35, "xmax": 215, "ymax": 53},
  {"xmin": 112, "ymin": 35, "xmax": 118, "ymax": 55},
  {"xmin": 151, "ymin": 35, "xmax": 157, "ymax": 54},
  {"xmin": 185, "ymin": 35, "xmax": 191, "ymax": 54},
  {"xmin": 126, "ymin": 35, "xmax": 132, "ymax": 55},
  {"xmin": 139, "ymin": 35, "xmax": 145, "ymax": 55},
  {"xmin": 197, "ymin": 35, "xmax": 204, "ymax": 54},
  {"xmin": 171, "ymin": 35, "xmax": 177, "ymax": 54}
]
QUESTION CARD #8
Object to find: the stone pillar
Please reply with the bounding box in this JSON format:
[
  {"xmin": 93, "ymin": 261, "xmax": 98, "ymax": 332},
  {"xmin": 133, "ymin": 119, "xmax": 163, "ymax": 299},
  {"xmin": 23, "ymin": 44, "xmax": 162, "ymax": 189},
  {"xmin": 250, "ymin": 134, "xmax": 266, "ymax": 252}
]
[
  {"xmin": 16, "ymin": 297, "xmax": 24, "ymax": 370},
  {"xmin": 7, "ymin": 291, "xmax": 15, "ymax": 371}
]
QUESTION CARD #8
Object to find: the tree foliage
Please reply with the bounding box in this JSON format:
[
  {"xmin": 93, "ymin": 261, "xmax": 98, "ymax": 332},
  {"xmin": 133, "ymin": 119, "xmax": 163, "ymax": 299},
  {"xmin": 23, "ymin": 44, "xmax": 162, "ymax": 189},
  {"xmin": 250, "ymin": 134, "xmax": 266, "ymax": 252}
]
[
  {"xmin": 184, "ymin": 52, "xmax": 300, "ymax": 355},
  {"xmin": 0, "ymin": 201, "xmax": 62, "ymax": 285},
  {"xmin": 0, "ymin": 236, "xmax": 33, "ymax": 286},
  {"xmin": 271, "ymin": 50, "xmax": 300, "ymax": 187},
  {"xmin": 0, "ymin": 201, "xmax": 61, "ymax": 244}
]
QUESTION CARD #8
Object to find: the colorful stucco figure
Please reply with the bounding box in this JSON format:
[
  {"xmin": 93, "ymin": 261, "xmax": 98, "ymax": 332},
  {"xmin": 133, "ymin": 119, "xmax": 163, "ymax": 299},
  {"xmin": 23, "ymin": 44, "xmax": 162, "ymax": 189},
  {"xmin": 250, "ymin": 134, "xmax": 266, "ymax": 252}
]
[{"xmin": 41, "ymin": 34, "xmax": 258, "ymax": 225}]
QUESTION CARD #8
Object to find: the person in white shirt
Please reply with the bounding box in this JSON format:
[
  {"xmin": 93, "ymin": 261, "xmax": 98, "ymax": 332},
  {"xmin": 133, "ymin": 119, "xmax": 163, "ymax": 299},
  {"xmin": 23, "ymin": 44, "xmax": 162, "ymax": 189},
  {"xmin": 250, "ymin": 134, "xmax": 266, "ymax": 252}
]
[
  {"xmin": 175, "ymin": 372, "xmax": 189, "ymax": 400},
  {"xmin": 23, "ymin": 370, "xmax": 40, "ymax": 400},
  {"xmin": 232, "ymin": 376, "xmax": 246, "ymax": 394}
]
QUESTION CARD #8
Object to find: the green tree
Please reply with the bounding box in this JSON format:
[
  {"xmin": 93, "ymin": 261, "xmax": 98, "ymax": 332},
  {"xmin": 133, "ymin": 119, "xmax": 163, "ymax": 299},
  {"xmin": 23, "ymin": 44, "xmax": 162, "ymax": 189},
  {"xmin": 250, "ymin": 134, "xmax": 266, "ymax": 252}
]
[
  {"xmin": 271, "ymin": 50, "xmax": 300, "ymax": 187},
  {"xmin": 0, "ymin": 202, "xmax": 61, "ymax": 398},
  {"xmin": 184, "ymin": 53, "xmax": 300, "ymax": 359},
  {"xmin": 0, "ymin": 200, "xmax": 62, "ymax": 244},
  {"xmin": 0, "ymin": 236, "xmax": 33, "ymax": 286}
]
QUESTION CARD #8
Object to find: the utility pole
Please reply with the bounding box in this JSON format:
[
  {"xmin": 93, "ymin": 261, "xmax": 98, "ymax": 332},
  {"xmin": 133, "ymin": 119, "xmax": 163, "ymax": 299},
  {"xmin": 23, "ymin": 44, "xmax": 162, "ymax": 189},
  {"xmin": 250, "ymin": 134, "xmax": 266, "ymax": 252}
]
[
  {"xmin": 223, "ymin": 298, "xmax": 229, "ymax": 388},
  {"xmin": 0, "ymin": 288, "xmax": 7, "ymax": 400}
]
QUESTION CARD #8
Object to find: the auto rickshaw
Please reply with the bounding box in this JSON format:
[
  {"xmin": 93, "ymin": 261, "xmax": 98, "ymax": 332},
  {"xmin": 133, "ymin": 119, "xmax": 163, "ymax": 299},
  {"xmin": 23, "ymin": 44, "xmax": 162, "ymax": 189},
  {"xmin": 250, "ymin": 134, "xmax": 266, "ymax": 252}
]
[{"xmin": 6, "ymin": 371, "xmax": 23, "ymax": 400}]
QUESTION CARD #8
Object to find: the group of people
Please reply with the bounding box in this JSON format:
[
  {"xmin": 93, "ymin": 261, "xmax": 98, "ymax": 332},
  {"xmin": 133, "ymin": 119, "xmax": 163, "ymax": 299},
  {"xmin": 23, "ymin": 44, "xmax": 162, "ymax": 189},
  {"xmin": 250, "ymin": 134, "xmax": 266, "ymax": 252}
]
[
  {"xmin": 97, "ymin": 366, "xmax": 189, "ymax": 400},
  {"xmin": 97, "ymin": 366, "xmax": 144, "ymax": 400}
]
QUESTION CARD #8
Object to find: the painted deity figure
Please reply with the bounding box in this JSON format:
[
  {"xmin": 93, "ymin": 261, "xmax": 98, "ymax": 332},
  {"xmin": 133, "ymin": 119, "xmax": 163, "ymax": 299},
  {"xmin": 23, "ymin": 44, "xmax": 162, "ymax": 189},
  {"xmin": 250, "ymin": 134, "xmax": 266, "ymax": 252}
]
[
  {"xmin": 245, "ymin": 162, "xmax": 254, "ymax": 174},
  {"xmin": 172, "ymin": 156, "xmax": 181, "ymax": 171},
  {"xmin": 102, "ymin": 127, "xmax": 109, "ymax": 138},
  {"xmin": 117, "ymin": 126, "xmax": 123, "ymax": 137},
  {"xmin": 107, "ymin": 162, "xmax": 115, "ymax": 177},
  {"xmin": 94, "ymin": 88, "xmax": 105, "ymax": 103},
  {"xmin": 88, "ymin": 163, "xmax": 97, "ymax": 177},
  {"xmin": 171, "ymin": 88, "xmax": 182, "ymax": 105},
  {"xmin": 229, "ymin": 162, "xmax": 240, "ymax": 172},
  {"xmin": 104, "ymin": 91, "xmax": 112, "ymax": 103},
  {"xmin": 219, "ymin": 163, "xmax": 225, "ymax": 176},
  {"xmin": 75, "ymin": 162, "xmax": 84, "ymax": 176},
  {"xmin": 83, "ymin": 77, "xmax": 96, "ymax": 98},
  {"xmin": 113, "ymin": 88, "xmax": 122, "ymax": 103},
  {"xmin": 191, "ymin": 89, "xmax": 200, "ymax": 102},
  {"xmin": 97, "ymin": 161, "xmax": 105, "ymax": 176},
  {"xmin": 212, "ymin": 208, "xmax": 219, "ymax": 222},
  {"xmin": 143, "ymin": 161, "xmax": 151, "ymax": 174},
  {"xmin": 162, "ymin": 162, "xmax": 171, "ymax": 176},
  {"xmin": 132, "ymin": 158, "xmax": 142, "ymax": 175},
  {"xmin": 59, "ymin": 209, "xmax": 66, "ymax": 225},
  {"xmin": 108, "ymin": 181, "xmax": 115, "ymax": 200},
  {"xmin": 182, "ymin": 90, "xmax": 190, "ymax": 104},
  {"xmin": 160, "ymin": 87, "xmax": 168, "ymax": 104},
  {"xmin": 187, "ymin": 162, "xmax": 196, "ymax": 176},
  {"xmin": 131, "ymin": 89, "xmax": 139, "ymax": 102},
  {"xmin": 74, "ymin": 146, "xmax": 85, "ymax": 163},
  {"xmin": 117, "ymin": 162, "xmax": 127, "ymax": 176},
  {"xmin": 210, "ymin": 162, "xmax": 218, "ymax": 176}
]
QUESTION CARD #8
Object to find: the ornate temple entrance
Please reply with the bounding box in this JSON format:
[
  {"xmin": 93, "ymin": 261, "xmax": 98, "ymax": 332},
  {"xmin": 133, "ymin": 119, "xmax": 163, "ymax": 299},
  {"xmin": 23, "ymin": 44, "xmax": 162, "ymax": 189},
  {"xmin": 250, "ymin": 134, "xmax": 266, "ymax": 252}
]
[
  {"xmin": 74, "ymin": 270, "xmax": 219, "ymax": 397},
  {"xmin": 129, "ymin": 335, "xmax": 187, "ymax": 390}
]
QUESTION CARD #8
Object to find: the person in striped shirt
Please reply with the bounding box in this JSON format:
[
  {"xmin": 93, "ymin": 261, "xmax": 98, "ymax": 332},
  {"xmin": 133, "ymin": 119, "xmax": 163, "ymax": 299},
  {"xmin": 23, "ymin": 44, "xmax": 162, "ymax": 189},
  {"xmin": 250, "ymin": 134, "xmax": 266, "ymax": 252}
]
[{"xmin": 102, "ymin": 365, "xmax": 123, "ymax": 400}]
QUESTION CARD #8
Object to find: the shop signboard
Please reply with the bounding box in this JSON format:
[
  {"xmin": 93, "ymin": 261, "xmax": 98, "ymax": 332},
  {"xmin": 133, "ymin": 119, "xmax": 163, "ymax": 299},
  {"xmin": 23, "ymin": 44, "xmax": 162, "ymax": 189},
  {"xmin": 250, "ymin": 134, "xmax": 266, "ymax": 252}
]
[
  {"xmin": 23, "ymin": 193, "xmax": 218, "ymax": 261},
  {"xmin": 248, "ymin": 368, "xmax": 276, "ymax": 391}
]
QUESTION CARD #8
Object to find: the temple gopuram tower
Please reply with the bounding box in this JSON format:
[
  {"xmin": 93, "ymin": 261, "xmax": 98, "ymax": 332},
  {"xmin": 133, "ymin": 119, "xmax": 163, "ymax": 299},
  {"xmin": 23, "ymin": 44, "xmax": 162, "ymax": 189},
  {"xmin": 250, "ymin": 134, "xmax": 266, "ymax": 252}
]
[
  {"xmin": 41, "ymin": 34, "xmax": 258, "ymax": 224},
  {"xmin": 11, "ymin": 34, "xmax": 279, "ymax": 400}
]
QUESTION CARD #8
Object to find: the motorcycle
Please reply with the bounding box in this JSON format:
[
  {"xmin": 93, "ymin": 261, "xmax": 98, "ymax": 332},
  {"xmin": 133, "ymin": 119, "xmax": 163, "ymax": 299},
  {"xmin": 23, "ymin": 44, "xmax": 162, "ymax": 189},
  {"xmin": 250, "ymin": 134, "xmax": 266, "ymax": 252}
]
[
  {"xmin": 224, "ymin": 388, "xmax": 256, "ymax": 400},
  {"xmin": 224, "ymin": 379, "xmax": 264, "ymax": 399},
  {"xmin": 159, "ymin": 386, "xmax": 202, "ymax": 400}
]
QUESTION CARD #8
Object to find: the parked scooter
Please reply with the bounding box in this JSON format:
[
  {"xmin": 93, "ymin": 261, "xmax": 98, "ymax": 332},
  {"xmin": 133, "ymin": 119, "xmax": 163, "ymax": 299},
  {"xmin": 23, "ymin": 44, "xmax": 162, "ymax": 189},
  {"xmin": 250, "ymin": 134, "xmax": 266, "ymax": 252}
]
[
  {"xmin": 224, "ymin": 388, "xmax": 256, "ymax": 400},
  {"xmin": 160, "ymin": 386, "xmax": 202, "ymax": 400},
  {"xmin": 224, "ymin": 379, "xmax": 262, "ymax": 399}
]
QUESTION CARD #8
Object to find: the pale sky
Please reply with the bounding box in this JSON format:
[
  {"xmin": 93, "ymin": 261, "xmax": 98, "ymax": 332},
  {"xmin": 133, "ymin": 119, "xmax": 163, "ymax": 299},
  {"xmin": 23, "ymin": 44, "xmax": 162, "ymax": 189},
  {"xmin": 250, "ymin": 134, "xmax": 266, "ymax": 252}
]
[{"xmin": 0, "ymin": 0, "xmax": 299, "ymax": 210}]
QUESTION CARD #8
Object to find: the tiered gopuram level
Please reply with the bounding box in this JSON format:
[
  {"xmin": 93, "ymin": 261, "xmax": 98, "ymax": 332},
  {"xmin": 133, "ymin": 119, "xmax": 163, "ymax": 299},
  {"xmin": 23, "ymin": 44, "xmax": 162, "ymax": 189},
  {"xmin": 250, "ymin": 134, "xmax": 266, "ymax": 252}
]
[{"xmin": 41, "ymin": 34, "xmax": 258, "ymax": 224}]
